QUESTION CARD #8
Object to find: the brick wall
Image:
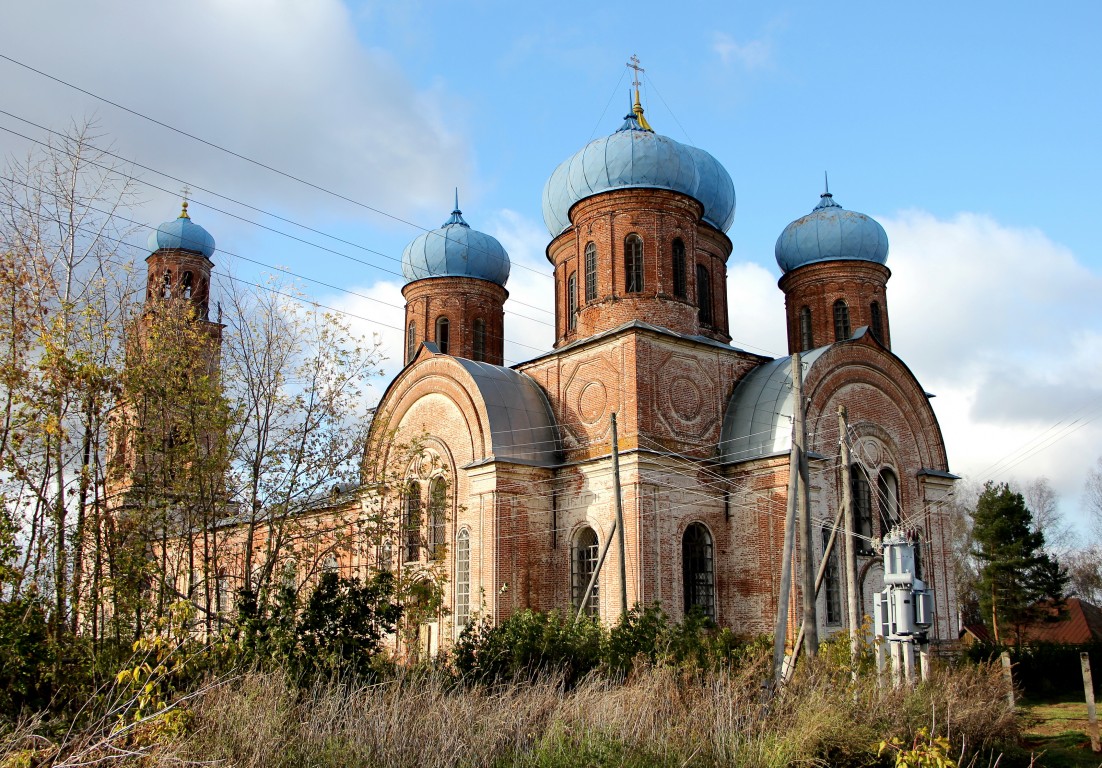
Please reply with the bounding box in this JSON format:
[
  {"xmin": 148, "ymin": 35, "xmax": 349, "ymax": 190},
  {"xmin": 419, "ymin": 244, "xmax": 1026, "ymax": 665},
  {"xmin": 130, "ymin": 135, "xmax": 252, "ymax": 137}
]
[
  {"xmin": 779, "ymin": 260, "xmax": 891, "ymax": 353},
  {"xmin": 402, "ymin": 277, "xmax": 507, "ymax": 365}
]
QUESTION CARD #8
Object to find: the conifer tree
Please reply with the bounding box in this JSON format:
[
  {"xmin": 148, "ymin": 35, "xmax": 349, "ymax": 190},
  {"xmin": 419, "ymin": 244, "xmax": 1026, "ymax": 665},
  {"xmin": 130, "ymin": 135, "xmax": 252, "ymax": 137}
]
[{"xmin": 971, "ymin": 481, "xmax": 1068, "ymax": 644}]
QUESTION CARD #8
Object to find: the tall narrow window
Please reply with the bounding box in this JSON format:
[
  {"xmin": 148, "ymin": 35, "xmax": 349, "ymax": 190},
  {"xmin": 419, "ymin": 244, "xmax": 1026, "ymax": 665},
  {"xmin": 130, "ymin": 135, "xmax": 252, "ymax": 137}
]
[
  {"xmin": 404, "ymin": 481, "xmax": 421, "ymax": 562},
  {"xmin": 428, "ymin": 477, "xmax": 447, "ymax": 560},
  {"xmin": 877, "ymin": 468, "xmax": 901, "ymax": 536},
  {"xmin": 852, "ymin": 466, "xmax": 873, "ymax": 554},
  {"xmin": 407, "ymin": 321, "xmax": 417, "ymax": 362},
  {"xmin": 822, "ymin": 528, "xmax": 842, "ymax": 625},
  {"xmin": 435, "ymin": 316, "xmax": 450, "ymax": 354},
  {"xmin": 567, "ymin": 272, "xmax": 577, "ymax": 330},
  {"xmin": 696, "ymin": 264, "xmax": 713, "ymax": 326},
  {"xmin": 181, "ymin": 271, "xmax": 194, "ymax": 299},
  {"xmin": 870, "ymin": 301, "xmax": 883, "ymax": 342},
  {"xmin": 456, "ymin": 529, "xmax": 470, "ymax": 628},
  {"xmin": 683, "ymin": 523, "xmax": 716, "ymax": 620},
  {"xmin": 472, "ymin": 318, "xmax": 485, "ymax": 362},
  {"xmin": 625, "ymin": 234, "xmax": 644, "ymax": 293},
  {"xmin": 672, "ymin": 239, "xmax": 686, "ymax": 299},
  {"xmin": 833, "ymin": 299, "xmax": 851, "ymax": 341},
  {"xmin": 799, "ymin": 306, "xmax": 814, "ymax": 351},
  {"xmin": 584, "ymin": 242, "xmax": 597, "ymax": 302},
  {"xmin": 573, "ymin": 527, "xmax": 600, "ymax": 617}
]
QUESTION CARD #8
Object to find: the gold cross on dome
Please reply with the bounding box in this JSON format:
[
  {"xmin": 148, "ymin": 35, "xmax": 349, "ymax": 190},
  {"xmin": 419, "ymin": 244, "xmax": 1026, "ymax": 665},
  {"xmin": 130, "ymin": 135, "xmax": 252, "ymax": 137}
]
[{"xmin": 626, "ymin": 54, "xmax": 645, "ymax": 89}]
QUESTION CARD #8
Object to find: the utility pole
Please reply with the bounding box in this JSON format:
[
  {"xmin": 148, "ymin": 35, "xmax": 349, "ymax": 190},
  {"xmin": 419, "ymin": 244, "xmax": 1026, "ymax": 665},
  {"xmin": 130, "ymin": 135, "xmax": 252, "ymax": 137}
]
[
  {"xmin": 772, "ymin": 354, "xmax": 801, "ymax": 684},
  {"xmin": 611, "ymin": 412, "xmax": 628, "ymax": 619},
  {"xmin": 794, "ymin": 353, "xmax": 818, "ymax": 658},
  {"xmin": 839, "ymin": 405, "xmax": 860, "ymax": 672}
]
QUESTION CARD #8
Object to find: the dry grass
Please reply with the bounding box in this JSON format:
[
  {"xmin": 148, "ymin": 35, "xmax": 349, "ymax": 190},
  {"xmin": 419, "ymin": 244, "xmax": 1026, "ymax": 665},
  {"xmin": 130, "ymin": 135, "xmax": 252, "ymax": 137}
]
[{"xmin": 2, "ymin": 653, "xmax": 1020, "ymax": 768}]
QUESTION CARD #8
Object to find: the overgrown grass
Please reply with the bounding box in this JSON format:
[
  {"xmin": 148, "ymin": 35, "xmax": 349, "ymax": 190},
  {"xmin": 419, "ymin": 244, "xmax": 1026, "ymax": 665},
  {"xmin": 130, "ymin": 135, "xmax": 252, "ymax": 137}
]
[{"xmin": 1, "ymin": 652, "xmax": 1013, "ymax": 768}]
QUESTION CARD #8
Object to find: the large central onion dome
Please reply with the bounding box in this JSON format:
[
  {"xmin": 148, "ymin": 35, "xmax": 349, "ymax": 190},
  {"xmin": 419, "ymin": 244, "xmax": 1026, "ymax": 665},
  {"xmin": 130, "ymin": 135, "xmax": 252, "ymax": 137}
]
[
  {"xmin": 775, "ymin": 189, "xmax": 889, "ymax": 273},
  {"xmin": 402, "ymin": 197, "xmax": 511, "ymax": 286},
  {"xmin": 148, "ymin": 201, "xmax": 216, "ymax": 258},
  {"xmin": 541, "ymin": 98, "xmax": 736, "ymax": 236}
]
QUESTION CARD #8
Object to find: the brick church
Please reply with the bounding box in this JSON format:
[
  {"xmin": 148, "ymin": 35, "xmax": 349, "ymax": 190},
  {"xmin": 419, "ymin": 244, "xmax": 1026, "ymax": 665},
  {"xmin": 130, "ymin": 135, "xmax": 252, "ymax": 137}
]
[
  {"xmin": 122, "ymin": 84, "xmax": 959, "ymax": 654},
  {"xmin": 372, "ymin": 89, "xmax": 960, "ymax": 653}
]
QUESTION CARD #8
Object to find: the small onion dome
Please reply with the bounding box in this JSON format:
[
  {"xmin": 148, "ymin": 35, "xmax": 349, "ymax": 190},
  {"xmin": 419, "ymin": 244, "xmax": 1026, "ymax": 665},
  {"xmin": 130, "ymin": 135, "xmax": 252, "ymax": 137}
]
[
  {"xmin": 401, "ymin": 198, "xmax": 510, "ymax": 286},
  {"xmin": 541, "ymin": 99, "xmax": 735, "ymax": 237},
  {"xmin": 147, "ymin": 201, "xmax": 216, "ymax": 259},
  {"xmin": 774, "ymin": 191, "xmax": 888, "ymax": 274}
]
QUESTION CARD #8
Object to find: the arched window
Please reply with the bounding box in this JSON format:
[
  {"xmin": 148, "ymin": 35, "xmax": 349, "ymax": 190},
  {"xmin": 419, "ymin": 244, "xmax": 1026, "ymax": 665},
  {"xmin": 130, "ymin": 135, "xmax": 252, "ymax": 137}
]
[
  {"xmin": 821, "ymin": 527, "xmax": 842, "ymax": 624},
  {"xmin": 799, "ymin": 306, "xmax": 814, "ymax": 351},
  {"xmin": 472, "ymin": 318, "xmax": 485, "ymax": 362},
  {"xmin": 833, "ymin": 299, "xmax": 851, "ymax": 341},
  {"xmin": 161, "ymin": 269, "xmax": 172, "ymax": 298},
  {"xmin": 567, "ymin": 272, "xmax": 577, "ymax": 330},
  {"xmin": 624, "ymin": 234, "xmax": 644, "ymax": 293},
  {"xmin": 435, "ymin": 316, "xmax": 450, "ymax": 354},
  {"xmin": 455, "ymin": 529, "xmax": 470, "ymax": 627},
  {"xmin": 696, "ymin": 265, "xmax": 713, "ymax": 326},
  {"xmin": 428, "ymin": 477, "xmax": 447, "ymax": 560},
  {"xmin": 404, "ymin": 481, "xmax": 421, "ymax": 562},
  {"xmin": 870, "ymin": 301, "xmax": 883, "ymax": 342},
  {"xmin": 683, "ymin": 523, "xmax": 715, "ymax": 620},
  {"xmin": 407, "ymin": 321, "xmax": 417, "ymax": 362},
  {"xmin": 584, "ymin": 242, "xmax": 597, "ymax": 302},
  {"xmin": 573, "ymin": 526, "xmax": 600, "ymax": 617},
  {"xmin": 877, "ymin": 468, "xmax": 901, "ymax": 536},
  {"xmin": 181, "ymin": 271, "xmax": 194, "ymax": 299},
  {"xmin": 851, "ymin": 465, "xmax": 874, "ymax": 554},
  {"xmin": 672, "ymin": 239, "xmax": 687, "ymax": 299}
]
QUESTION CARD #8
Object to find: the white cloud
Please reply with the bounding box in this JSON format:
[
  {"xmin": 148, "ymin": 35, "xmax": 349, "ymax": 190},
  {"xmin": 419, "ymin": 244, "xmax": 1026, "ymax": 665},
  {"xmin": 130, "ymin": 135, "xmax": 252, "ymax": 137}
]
[
  {"xmin": 0, "ymin": 0, "xmax": 471, "ymax": 228},
  {"xmin": 713, "ymin": 32, "xmax": 773, "ymax": 70},
  {"xmin": 726, "ymin": 261, "xmax": 787, "ymax": 357},
  {"xmin": 882, "ymin": 211, "xmax": 1102, "ymax": 530}
]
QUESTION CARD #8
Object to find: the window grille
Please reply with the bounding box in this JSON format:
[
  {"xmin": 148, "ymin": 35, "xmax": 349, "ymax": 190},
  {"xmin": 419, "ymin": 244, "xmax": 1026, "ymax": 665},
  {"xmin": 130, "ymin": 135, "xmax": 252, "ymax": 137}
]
[
  {"xmin": 682, "ymin": 523, "xmax": 716, "ymax": 620},
  {"xmin": 822, "ymin": 527, "xmax": 842, "ymax": 624},
  {"xmin": 625, "ymin": 235, "xmax": 644, "ymax": 293},
  {"xmin": 799, "ymin": 306, "xmax": 814, "ymax": 350},
  {"xmin": 456, "ymin": 529, "xmax": 470, "ymax": 627},
  {"xmin": 436, "ymin": 316, "xmax": 450, "ymax": 354},
  {"xmin": 696, "ymin": 264, "xmax": 712, "ymax": 326},
  {"xmin": 877, "ymin": 468, "xmax": 900, "ymax": 536},
  {"xmin": 672, "ymin": 239, "xmax": 686, "ymax": 298},
  {"xmin": 572, "ymin": 527, "xmax": 600, "ymax": 617},
  {"xmin": 472, "ymin": 318, "xmax": 485, "ymax": 361},
  {"xmin": 852, "ymin": 466, "xmax": 874, "ymax": 554},
  {"xmin": 584, "ymin": 243, "xmax": 597, "ymax": 301},
  {"xmin": 428, "ymin": 477, "xmax": 447, "ymax": 560},
  {"xmin": 404, "ymin": 481, "xmax": 421, "ymax": 561},
  {"xmin": 407, "ymin": 321, "xmax": 416, "ymax": 362},
  {"xmin": 833, "ymin": 299, "xmax": 851, "ymax": 341},
  {"xmin": 567, "ymin": 272, "xmax": 577, "ymax": 330},
  {"xmin": 870, "ymin": 301, "xmax": 883, "ymax": 342}
]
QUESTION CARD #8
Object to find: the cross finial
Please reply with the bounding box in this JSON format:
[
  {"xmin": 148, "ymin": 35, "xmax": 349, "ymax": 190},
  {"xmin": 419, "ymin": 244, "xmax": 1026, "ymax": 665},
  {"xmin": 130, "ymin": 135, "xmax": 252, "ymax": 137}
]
[
  {"xmin": 824, "ymin": 171, "xmax": 830, "ymax": 196},
  {"xmin": 626, "ymin": 54, "xmax": 645, "ymax": 90},
  {"xmin": 180, "ymin": 185, "xmax": 192, "ymax": 218}
]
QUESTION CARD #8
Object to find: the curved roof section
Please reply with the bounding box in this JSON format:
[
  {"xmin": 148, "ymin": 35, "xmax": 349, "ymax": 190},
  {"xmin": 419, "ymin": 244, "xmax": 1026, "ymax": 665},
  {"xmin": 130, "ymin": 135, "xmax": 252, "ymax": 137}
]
[
  {"xmin": 541, "ymin": 109, "xmax": 735, "ymax": 236},
  {"xmin": 402, "ymin": 201, "xmax": 511, "ymax": 287},
  {"xmin": 775, "ymin": 192, "xmax": 888, "ymax": 273},
  {"xmin": 148, "ymin": 202, "xmax": 216, "ymax": 259},
  {"xmin": 453, "ymin": 358, "xmax": 560, "ymax": 466},
  {"xmin": 717, "ymin": 346, "xmax": 830, "ymax": 464}
]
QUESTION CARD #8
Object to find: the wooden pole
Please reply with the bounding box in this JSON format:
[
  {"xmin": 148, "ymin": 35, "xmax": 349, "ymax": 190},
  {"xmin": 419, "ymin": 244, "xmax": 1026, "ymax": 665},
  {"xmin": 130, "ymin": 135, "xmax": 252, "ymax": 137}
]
[
  {"xmin": 793, "ymin": 353, "xmax": 818, "ymax": 658},
  {"xmin": 611, "ymin": 413, "xmax": 628, "ymax": 620},
  {"xmin": 839, "ymin": 406, "xmax": 860, "ymax": 673},
  {"xmin": 785, "ymin": 500, "xmax": 846, "ymax": 683},
  {"xmin": 1082, "ymin": 652, "xmax": 1100, "ymax": 752},
  {"xmin": 1001, "ymin": 651, "xmax": 1016, "ymax": 709},
  {"xmin": 772, "ymin": 356, "xmax": 801, "ymax": 685}
]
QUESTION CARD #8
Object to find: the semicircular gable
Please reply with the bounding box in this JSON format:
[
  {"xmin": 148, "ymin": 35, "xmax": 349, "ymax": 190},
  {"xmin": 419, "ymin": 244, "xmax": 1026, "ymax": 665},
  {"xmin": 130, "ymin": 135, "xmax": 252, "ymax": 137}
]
[
  {"xmin": 366, "ymin": 352, "xmax": 560, "ymax": 478},
  {"xmin": 802, "ymin": 343, "xmax": 949, "ymax": 473}
]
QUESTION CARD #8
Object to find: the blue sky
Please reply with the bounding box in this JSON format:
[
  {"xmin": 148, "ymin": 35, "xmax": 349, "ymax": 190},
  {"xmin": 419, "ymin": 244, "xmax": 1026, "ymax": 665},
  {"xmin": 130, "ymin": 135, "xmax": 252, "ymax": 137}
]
[{"xmin": 2, "ymin": 1, "xmax": 1100, "ymax": 531}]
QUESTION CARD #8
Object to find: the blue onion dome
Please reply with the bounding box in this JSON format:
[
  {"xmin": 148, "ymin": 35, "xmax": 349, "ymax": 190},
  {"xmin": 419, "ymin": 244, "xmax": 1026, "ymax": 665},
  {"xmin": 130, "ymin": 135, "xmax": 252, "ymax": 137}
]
[
  {"xmin": 541, "ymin": 95, "xmax": 736, "ymax": 236},
  {"xmin": 775, "ymin": 188, "xmax": 889, "ymax": 273},
  {"xmin": 401, "ymin": 196, "xmax": 511, "ymax": 286},
  {"xmin": 147, "ymin": 201, "xmax": 216, "ymax": 259}
]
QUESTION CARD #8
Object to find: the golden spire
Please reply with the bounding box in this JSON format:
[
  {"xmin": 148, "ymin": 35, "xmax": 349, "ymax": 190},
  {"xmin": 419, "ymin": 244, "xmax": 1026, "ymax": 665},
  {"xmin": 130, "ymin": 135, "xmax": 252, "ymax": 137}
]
[{"xmin": 626, "ymin": 54, "xmax": 653, "ymax": 131}]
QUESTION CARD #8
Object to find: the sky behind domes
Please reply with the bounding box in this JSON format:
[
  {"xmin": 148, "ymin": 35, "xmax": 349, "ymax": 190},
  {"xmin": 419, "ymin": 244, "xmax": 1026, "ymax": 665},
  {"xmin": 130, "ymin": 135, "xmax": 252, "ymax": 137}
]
[{"xmin": 1, "ymin": 0, "xmax": 1099, "ymax": 532}]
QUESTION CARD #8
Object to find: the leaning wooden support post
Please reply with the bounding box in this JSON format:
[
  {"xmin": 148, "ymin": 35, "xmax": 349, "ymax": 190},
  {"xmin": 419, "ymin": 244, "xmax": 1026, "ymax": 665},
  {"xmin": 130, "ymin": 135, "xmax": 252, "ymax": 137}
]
[
  {"xmin": 576, "ymin": 515, "xmax": 616, "ymax": 622},
  {"xmin": 1082, "ymin": 652, "xmax": 1100, "ymax": 752},
  {"xmin": 794, "ymin": 351, "xmax": 817, "ymax": 659},
  {"xmin": 839, "ymin": 406, "xmax": 860, "ymax": 678},
  {"xmin": 772, "ymin": 354, "xmax": 801, "ymax": 686},
  {"xmin": 611, "ymin": 412, "xmax": 628, "ymax": 620}
]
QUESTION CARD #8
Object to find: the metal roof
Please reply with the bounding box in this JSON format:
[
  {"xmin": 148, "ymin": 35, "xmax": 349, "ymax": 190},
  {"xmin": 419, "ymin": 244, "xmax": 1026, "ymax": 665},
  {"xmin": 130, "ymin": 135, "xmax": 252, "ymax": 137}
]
[
  {"xmin": 454, "ymin": 358, "xmax": 561, "ymax": 466},
  {"xmin": 717, "ymin": 346, "xmax": 830, "ymax": 464},
  {"xmin": 775, "ymin": 192, "xmax": 888, "ymax": 273},
  {"xmin": 541, "ymin": 113, "xmax": 735, "ymax": 237},
  {"xmin": 148, "ymin": 204, "xmax": 216, "ymax": 259},
  {"xmin": 401, "ymin": 202, "xmax": 511, "ymax": 286}
]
